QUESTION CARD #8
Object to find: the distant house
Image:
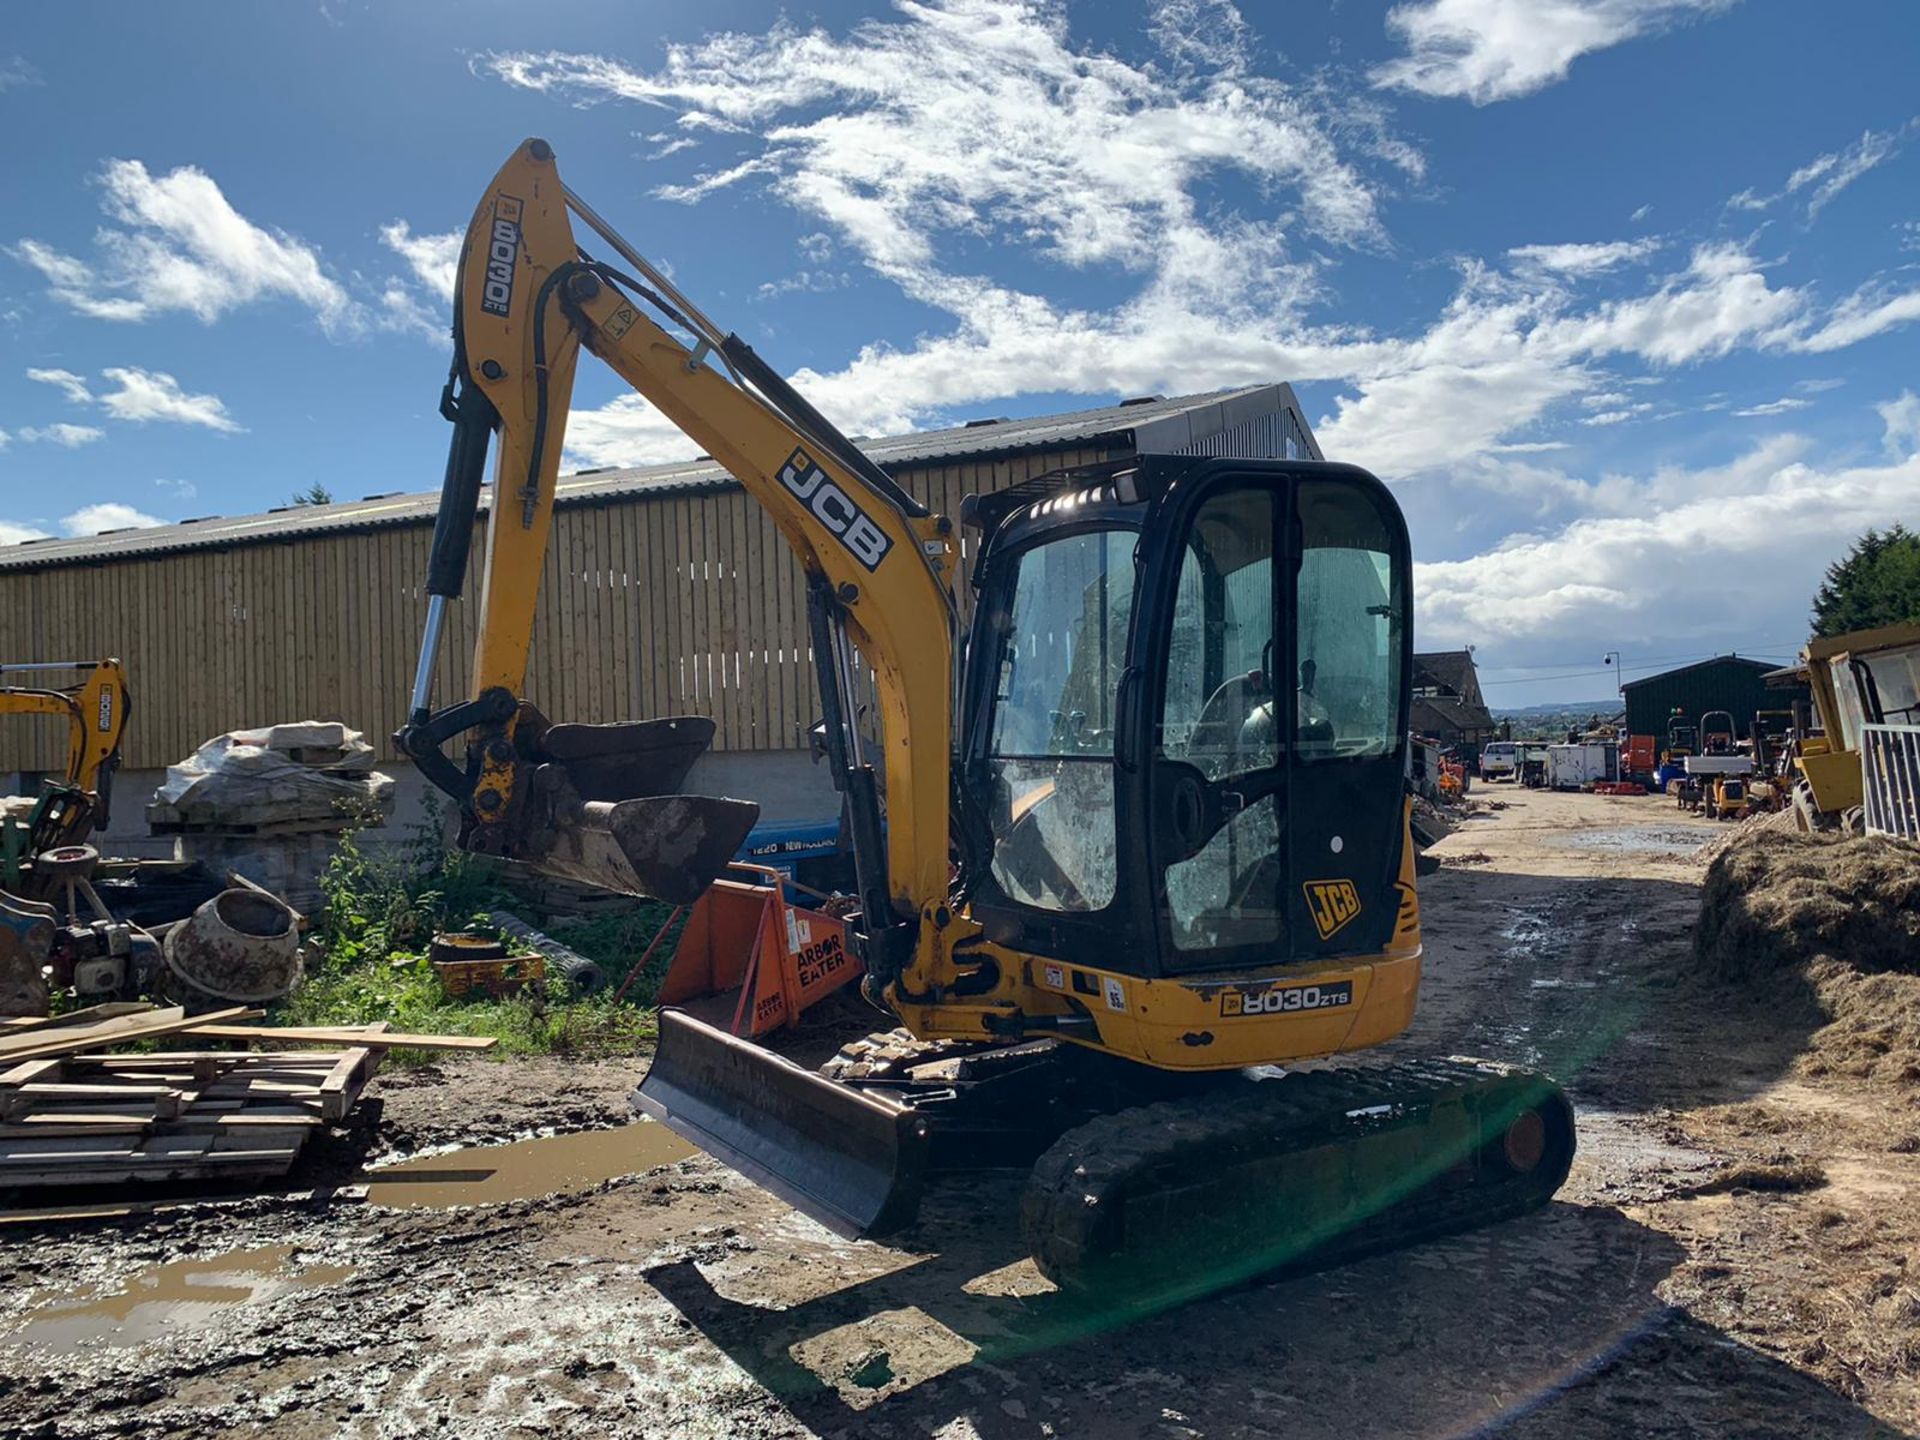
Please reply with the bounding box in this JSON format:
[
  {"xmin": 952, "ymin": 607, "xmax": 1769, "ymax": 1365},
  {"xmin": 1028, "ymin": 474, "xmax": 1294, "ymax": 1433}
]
[{"xmin": 1411, "ymin": 650, "xmax": 1498, "ymax": 759}]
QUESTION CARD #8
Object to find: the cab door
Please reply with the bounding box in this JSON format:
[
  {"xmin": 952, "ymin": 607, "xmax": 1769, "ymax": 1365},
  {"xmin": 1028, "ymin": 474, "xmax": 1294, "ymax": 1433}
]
[
  {"xmin": 1140, "ymin": 474, "xmax": 1291, "ymax": 972},
  {"xmin": 1135, "ymin": 462, "xmax": 1411, "ymax": 975}
]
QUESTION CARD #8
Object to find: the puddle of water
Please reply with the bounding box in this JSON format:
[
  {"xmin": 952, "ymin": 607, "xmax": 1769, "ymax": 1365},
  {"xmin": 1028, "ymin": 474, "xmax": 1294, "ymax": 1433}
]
[
  {"xmin": 3, "ymin": 1245, "xmax": 356, "ymax": 1354},
  {"xmin": 363, "ymin": 1121, "xmax": 693, "ymax": 1209},
  {"xmin": 1561, "ymin": 825, "xmax": 1705, "ymax": 857}
]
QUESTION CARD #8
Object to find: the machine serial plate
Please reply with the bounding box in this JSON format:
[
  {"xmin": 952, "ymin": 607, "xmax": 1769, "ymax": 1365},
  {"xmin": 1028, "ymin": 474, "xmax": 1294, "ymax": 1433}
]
[{"xmin": 1220, "ymin": 981, "xmax": 1354, "ymax": 1017}]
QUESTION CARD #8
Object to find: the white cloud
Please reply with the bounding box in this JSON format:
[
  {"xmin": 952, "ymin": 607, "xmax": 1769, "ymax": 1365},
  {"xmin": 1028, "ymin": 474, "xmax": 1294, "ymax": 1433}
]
[
  {"xmin": 1794, "ymin": 282, "xmax": 1920, "ymax": 353},
  {"xmin": 1726, "ymin": 121, "xmax": 1915, "ymax": 221},
  {"xmin": 0, "ymin": 56, "xmax": 40, "ymax": 92},
  {"xmin": 1371, "ymin": 0, "xmax": 1733, "ymax": 105},
  {"xmin": 480, "ymin": 1, "xmax": 1920, "ymax": 497},
  {"xmin": 154, "ymin": 477, "xmax": 198, "ymax": 500},
  {"xmin": 61, "ymin": 502, "xmax": 165, "ymax": 535},
  {"xmin": 1580, "ymin": 409, "xmax": 1633, "ymax": 426},
  {"xmin": 1786, "ymin": 124, "xmax": 1911, "ymax": 218},
  {"xmin": 484, "ymin": 0, "xmax": 1395, "ymax": 274},
  {"xmin": 1507, "ymin": 238, "xmax": 1660, "ymax": 274},
  {"xmin": 1416, "ymin": 423, "xmax": 1920, "ymax": 662},
  {"xmin": 1732, "ymin": 396, "xmax": 1810, "ymax": 417},
  {"xmin": 0, "ymin": 519, "xmax": 49, "ymax": 545},
  {"xmin": 0, "ymin": 427, "xmax": 8, "ymax": 449},
  {"xmin": 95, "ymin": 366, "xmax": 240, "ymax": 431},
  {"xmin": 379, "ymin": 221, "xmax": 461, "ymax": 303},
  {"xmin": 16, "ymin": 160, "xmax": 355, "ymax": 331},
  {"xmin": 757, "ymin": 269, "xmax": 850, "ymax": 298},
  {"xmin": 25, "ymin": 366, "xmax": 91, "ymax": 403},
  {"xmin": 1149, "ymin": 0, "xmax": 1254, "ymax": 75},
  {"xmin": 19, "ymin": 423, "xmax": 104, "ymax": 447},
  {"xmin": 1879, "ymin": 391, "xmax": 1920, "ymax": 456}
]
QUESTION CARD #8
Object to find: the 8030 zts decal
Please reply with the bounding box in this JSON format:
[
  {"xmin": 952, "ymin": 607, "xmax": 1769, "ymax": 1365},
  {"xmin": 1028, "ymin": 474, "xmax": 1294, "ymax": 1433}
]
[{"xmin": 1220, "ymin": 981, "xmax": 1354, "ymax": 1017}]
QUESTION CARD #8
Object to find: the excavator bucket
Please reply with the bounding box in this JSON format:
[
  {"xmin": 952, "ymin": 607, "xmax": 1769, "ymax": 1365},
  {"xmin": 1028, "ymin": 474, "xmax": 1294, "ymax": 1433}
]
[
  {"xmin": 487, "ymin": 712, "xmax": 762, "ymax": 904},
  {"xmin": 533, "ymin": 795, "xmax": 761, "ymax": 907},
  {"xmin": 634, "ymin": 1007, "xmax": 931, "ymax": 1237},
  {"xmin": 537, "ymin": 717, "xmax": 713, "ymax": 801}
]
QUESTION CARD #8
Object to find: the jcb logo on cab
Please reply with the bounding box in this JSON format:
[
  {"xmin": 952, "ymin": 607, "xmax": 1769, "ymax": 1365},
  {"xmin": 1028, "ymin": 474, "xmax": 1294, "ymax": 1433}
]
[{"xmin": 1303, "ymin": 879, "xmax": 1362, "ymax": 940}]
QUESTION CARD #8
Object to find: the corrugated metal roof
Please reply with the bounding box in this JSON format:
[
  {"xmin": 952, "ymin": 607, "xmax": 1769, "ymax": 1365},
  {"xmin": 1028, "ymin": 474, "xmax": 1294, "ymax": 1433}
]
[{"xmin": 0, "ymin": 384, "xmax": 1299, "ymax": 573}]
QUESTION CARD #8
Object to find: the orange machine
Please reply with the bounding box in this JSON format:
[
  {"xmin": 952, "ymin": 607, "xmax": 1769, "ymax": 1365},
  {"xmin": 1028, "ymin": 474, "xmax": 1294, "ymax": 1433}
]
[
  {"xmin": 658, "ymin": 865, "xmax": 858, "ymax": 1038},
  {"xmin": 1622, "ymin": 734, "xmax": 1657, "ymax": 783}
]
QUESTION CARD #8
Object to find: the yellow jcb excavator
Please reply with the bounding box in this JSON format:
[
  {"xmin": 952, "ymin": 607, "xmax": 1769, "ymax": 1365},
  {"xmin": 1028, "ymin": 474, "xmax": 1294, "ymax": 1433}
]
[
  {"xmin": 1, "ymin": 659, "xmax": 132, "ymax": 872},
  {"xmin": 398, "ymin": 139, "xmax": 1575, "ymax": 1295}
]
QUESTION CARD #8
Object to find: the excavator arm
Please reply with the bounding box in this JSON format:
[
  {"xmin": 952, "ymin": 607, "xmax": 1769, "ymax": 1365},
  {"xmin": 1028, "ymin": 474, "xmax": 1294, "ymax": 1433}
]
[
  {"xmin": 398, "ymin": 139, "xmax": 958, "ymax": 955},
  {"xmin": 0, "ymin": 659, "xmax": 130, "ymax": 816}
]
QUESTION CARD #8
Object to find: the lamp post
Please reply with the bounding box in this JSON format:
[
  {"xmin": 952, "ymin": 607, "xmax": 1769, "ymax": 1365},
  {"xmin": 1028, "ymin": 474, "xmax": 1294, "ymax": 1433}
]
[{"xmin": 1602, "ymin": 651, "xmax": 1622, "ymax": 695}]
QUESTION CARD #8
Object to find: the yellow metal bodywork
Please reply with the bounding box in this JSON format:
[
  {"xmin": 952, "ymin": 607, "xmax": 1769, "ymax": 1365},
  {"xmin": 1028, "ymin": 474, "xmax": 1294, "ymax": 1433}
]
[
  {"xmin": 0, "ymin": 659, "xmax": 130, "ymax": 796},
  {"xmin": 1792, "ymin": 621, "xmax": 1920, "ymax": 815},
  {"xmin": 444, "ymin": 139, "xmax": 1423, "ymax": 1074},
  {"xmin": 1800, "ymin": 747, "xmax": 1863, "ymax": 813}
]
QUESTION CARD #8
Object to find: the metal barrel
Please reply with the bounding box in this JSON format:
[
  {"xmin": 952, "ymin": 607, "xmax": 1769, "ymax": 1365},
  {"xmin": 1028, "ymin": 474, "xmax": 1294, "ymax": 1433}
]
[{"xmin": 633, "ymin": 1007, "xmax": 931, "ymax": 1238}]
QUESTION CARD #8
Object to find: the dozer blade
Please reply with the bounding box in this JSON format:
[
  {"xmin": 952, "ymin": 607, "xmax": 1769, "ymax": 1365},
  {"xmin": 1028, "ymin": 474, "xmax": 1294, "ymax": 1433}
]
[
  {"xmin": 537, "ymin": 794, "xmax": 760, "ymax": 905},
  {"xmin": 634, "ymin": 1007, "xmax": 931, "ymax": 1238}
]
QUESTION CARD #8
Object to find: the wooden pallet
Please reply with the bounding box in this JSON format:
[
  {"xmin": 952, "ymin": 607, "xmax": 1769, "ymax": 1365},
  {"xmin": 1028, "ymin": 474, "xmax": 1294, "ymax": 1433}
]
[{"xmin": 0, "ymin": 1043, "xmax": 381, "ymax": 1188}]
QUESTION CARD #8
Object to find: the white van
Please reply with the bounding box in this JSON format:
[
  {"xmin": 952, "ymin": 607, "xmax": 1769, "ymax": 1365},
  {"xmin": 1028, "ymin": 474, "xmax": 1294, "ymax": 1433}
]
[{"xmin": 1479, "ymin": 741, "xmax": 1520, "ymax": 781}]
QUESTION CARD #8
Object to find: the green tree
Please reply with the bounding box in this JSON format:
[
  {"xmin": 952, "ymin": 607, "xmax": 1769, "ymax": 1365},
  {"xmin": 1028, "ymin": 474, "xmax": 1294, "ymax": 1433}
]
[
  {"xmin": 1811, "ymin": 525, "xmax": 1920, "ymax": 637},
  {"xmin": 290, "ymin": 482, "xmax": 334, "ymax": 507}
]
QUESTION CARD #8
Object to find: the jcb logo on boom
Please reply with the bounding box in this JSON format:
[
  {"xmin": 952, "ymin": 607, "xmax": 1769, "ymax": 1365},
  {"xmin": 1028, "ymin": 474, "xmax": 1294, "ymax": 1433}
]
[
  {"xmin": 480, "ymin": 196, "xmax": 524, "ymax": 317},
  {"xmin": 778, "ymin": 448, "xmax": 893, "ymax": 572},
  {"xmin": 1303, "ymin": 879, "xmax": 1362, "ymax": 940}
]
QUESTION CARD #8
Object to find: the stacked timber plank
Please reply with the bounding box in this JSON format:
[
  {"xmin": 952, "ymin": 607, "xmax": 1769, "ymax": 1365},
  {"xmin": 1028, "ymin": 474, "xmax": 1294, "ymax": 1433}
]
[{"xmin": 0, "ymin": 1005, "xmax": 492, "ymax": 1191}]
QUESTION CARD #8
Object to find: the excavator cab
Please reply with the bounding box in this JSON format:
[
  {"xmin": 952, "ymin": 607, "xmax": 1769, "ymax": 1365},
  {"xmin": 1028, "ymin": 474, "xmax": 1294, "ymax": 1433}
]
[
  {"xmin": 958, "ymin": 456, "xmax": 1410, "ymax": 979},
  {"xmin": 641, "ymin": 456, "xmax": 1421, "ymax": 1238}
]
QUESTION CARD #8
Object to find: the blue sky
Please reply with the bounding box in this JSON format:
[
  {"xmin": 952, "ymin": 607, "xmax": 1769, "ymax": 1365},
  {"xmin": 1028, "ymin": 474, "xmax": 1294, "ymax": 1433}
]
[{"xmin": 2, "ymin": 0, "xmax": 1917, "ymax": 706}]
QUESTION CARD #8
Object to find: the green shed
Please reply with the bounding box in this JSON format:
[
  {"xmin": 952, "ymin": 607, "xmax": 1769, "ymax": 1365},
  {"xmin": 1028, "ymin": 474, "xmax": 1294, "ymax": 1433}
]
[{"xmin": 1620, "ymin": 655, "xmax": 1810, "ymax": 740}]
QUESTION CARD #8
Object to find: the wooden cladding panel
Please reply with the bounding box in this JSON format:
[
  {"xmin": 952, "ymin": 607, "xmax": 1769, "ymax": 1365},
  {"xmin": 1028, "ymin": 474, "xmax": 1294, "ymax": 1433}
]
[{"xmin": 0, "ymin": 449, "xmax": 1121, "ymax": 771}]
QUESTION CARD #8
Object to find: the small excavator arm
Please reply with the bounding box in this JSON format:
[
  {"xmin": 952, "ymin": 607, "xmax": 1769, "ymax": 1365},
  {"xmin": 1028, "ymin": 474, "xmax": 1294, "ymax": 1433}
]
[
  {"xmin": 0, "ymin": 660, "xmax": 130, "ymax": 812},
  {"xmin": 0, "ymin": 659, "xmax": 131, "ymax": 860},
  {"xmin": 398, "ymin": 139, "xmax": 959, "ymax": 943}
]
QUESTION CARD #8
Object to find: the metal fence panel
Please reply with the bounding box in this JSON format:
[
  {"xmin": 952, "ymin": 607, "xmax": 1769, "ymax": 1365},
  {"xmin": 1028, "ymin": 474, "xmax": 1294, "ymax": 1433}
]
[{"xmin": 1862, "ymin": 723, "xmax": 1920, "ymax": 840}]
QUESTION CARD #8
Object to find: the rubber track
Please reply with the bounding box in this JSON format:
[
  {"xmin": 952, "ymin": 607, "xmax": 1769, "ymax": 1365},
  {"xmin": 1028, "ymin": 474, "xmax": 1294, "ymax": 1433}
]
[{"xmin": 1021, "ymin": 1057, "xmax": 1575, "ymax": 1295}]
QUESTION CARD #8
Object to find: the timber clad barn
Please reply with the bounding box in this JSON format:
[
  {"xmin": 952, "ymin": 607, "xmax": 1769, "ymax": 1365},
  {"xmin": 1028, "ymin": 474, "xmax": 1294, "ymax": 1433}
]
[{"xmin": 0, "ymin": 386, "xmax": 1318, "ymax": 818}]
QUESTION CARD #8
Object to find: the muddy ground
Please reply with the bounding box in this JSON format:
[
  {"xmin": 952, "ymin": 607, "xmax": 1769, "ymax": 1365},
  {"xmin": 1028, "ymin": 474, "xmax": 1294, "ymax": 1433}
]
[{"xmin": 3, "ymin": 788, "xmax": 1918, "ymax": 1438}]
